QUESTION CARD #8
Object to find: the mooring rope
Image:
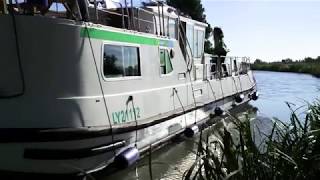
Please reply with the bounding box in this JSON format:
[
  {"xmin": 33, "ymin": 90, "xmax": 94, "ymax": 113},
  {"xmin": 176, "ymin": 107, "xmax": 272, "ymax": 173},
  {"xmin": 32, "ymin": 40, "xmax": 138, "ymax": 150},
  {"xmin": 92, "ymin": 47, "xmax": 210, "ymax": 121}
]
[
  {"xmin": 173, "ymin": 88, "xmax": 188, "ymax": 127},
  {"xmin": 219, "ymin": 77, "xmax": 225, "ymax": 107},
  {"xmin": 232, "ymin": 76, "xmax": 240, "ymax": 94},
  {"xmin": 84, "ymin": 24, "xmax": 115, "ymax": 156},
  {"xmin": 125, "ymin": 95, "xmax": 140, "ymax": 179},
  {"xmin": 206, "ymin": 79, "xmax": 218, "ymax": 108},
  {"xmin": 1, "ymin": 5, "xmax": 26, "ymax": 99},
  {"xmin": 126, "ymin": 95, "xmax": 139, "ymax": 148}
]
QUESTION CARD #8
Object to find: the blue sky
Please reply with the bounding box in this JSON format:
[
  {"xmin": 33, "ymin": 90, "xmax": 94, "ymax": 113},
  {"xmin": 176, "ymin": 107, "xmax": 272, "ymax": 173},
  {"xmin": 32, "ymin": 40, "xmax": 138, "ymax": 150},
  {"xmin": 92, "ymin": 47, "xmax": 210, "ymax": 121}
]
[{"xmin": 202, "ymin": 0, "xmax": 320, "ymax": 62}]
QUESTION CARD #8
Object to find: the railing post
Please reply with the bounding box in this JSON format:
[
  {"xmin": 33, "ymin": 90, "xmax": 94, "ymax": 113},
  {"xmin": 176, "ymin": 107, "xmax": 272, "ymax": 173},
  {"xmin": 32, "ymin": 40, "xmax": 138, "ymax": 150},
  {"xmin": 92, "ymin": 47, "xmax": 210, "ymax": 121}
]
[
  {"xmin": 137, "ymin": 8, "xmax": 140, "ymax": 32},
  {"xmin": 93, "ymin": 0, "xmax": 98, "ymax": 23},
  {"xmin": 124, "ymin": 0, "xmax": 131, "ymax": 29},
  {"xmin": 161, "ymin": 2, "xmax": 165, "ymax": 36},
  {"xmin": 157, "ymin": 2, "xmax": 162, "ymax": 35},
  {"xmin": 177, "ymin": 17, "xmax": 180, "ymax": 42},
  {"xmin": 153, "ymin": 15, "xmax": 158, "ymax": 35},
  {"xmin": 130, "ymin": 0, "xmax": 135, "ymax": 30}
]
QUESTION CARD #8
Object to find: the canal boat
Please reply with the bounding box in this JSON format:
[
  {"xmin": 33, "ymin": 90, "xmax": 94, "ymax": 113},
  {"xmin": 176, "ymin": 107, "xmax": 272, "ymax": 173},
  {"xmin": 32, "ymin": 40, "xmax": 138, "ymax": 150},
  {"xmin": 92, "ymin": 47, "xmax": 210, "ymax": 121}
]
[{"xmin": 0, "ymin": 0, "xmax": 257, "ymax": 175}]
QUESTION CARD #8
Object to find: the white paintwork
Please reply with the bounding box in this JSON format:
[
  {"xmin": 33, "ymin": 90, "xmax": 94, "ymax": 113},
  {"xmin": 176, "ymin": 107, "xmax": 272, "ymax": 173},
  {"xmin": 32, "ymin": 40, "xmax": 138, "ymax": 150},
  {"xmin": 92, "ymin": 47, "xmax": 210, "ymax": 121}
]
[{"xmin": 0, "ymin": 13, "xmax": 257, "ymax": 174}]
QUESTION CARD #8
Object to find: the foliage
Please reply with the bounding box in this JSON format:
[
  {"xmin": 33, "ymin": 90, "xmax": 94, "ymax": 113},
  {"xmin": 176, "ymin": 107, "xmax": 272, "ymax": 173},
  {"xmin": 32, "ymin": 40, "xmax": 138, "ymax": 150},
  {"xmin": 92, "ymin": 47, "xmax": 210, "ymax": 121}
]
[
  {"xmin": 183, "ymin": 101, "xmax": 320, "ymax": 180},
  {"xmin": 167, "ymin": 0, "xmax": 205, "ymax": 22},
  {"xmin": 251, "ymin": 57, "xmax": 320, "ymax": 77},
  {"xmin": 254, "ymin": 59, "xmax": 264, "ymax": 64}
]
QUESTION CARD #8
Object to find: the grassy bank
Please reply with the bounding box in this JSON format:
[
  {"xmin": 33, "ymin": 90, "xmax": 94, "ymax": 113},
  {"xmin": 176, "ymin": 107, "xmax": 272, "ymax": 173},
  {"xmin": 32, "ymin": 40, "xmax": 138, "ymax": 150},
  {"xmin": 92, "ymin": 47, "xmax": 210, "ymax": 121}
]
[
  {"xmin": 251, "ymin": 57, "xmax": 320, "ymax": 77},
  {"xmin": 184, "ymin": 101, "xmax": 320, "ymax": 180}
]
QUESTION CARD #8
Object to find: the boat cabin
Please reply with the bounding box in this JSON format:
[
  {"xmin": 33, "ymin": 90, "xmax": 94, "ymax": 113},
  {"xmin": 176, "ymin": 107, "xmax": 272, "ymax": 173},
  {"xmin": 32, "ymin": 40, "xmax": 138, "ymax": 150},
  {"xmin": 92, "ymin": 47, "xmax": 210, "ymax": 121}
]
[
  {"xmin": 0, "ymin": 0, "xmax": 251, "ymax": 84},
  {"xmin": 1, "ymin": 0, "xmax": 206, "ymax": 59}
]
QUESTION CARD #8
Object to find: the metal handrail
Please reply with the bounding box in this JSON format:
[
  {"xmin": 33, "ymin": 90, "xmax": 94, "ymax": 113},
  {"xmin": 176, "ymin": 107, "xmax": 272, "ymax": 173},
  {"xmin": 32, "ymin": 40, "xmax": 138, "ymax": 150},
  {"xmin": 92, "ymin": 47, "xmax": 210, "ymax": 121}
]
[
  {"xmin": 109, "ymin": 0, "xmax": 125, "ymax": 29},
  {"xmin": 132, "ymin": 16, "xmax": 154, "ymax": 25},
  {"xmin": 178, "ymin": 19, "xmax": 194, "ymax": 72},
  {"xmin": 99, "ymin": 8, "xmax": 128, "ymax": 17},
  {"xmin": 136, "ymin": 7, "xmax": 158, "ymax": 34},
  {"xmin": 207, "ymin": 55, "xmax": 251, "ymax": 77},
  {"xmin": 97, "ymin": 5, "xmax": 157, "ymax": 34}
]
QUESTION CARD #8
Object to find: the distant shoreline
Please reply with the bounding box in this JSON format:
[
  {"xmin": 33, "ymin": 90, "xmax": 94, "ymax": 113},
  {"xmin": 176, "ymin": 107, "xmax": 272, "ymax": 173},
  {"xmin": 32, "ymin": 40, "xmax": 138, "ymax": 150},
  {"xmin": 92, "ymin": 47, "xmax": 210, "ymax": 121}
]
[{"xmin": 251, "ymin": 63, "xmax": 320, "ymax": 78}]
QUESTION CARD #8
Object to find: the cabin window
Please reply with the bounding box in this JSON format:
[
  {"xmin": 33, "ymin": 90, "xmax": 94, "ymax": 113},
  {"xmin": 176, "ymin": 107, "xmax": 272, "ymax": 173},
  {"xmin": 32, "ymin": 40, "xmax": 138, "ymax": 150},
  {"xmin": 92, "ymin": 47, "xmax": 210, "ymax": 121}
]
[
  {"xmin": 168, "ymin": 19, "xmax": 176, "ymax": 39},
  {"xmin": 186, "ymin": 24, "xmax": 194, "ymax": 56},
  {"xmin": 160, "ymin": 49, "xmax": 173, "ymax": 74},
  {"xmin": 186, "ymin": 24, "xmax": 205, "ymax": 58},
  {"xmin": 103, "ymin": 44, "xmax": 141, "ymax": 78},
  {"xmin": 194, "ymin": 29, "xmax": 205, "ymax": 58}
]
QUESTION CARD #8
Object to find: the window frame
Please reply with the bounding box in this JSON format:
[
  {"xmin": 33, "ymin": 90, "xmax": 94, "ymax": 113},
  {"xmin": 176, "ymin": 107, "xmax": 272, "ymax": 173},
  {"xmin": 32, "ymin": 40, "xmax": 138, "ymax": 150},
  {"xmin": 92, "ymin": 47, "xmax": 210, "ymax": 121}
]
[
  {"xmin": 159, "ymin": 47, "xmax": 174, "ymax": 77},
  {"xmin": 168, "ymin": 18, "xmax": 177, "ymax": 39},
  {"xmin": 101, "ymin": 41, "xmax": 142, "ymax": 82},
  {"xmin": 186, "ymin": 23, "xmax": 194, "ymax": 58},
  {"xmin": 194, "ymin": 26, "xmax": 205, "ymax": 59}
]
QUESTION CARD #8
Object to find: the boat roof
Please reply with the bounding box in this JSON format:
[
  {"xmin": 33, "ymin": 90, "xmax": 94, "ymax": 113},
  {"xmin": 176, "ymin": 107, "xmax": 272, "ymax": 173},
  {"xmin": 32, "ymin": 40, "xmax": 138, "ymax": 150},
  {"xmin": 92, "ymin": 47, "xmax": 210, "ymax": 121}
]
[{"xmin": 145, "ymin": 5, "xmax": 208, "ymax": 28}]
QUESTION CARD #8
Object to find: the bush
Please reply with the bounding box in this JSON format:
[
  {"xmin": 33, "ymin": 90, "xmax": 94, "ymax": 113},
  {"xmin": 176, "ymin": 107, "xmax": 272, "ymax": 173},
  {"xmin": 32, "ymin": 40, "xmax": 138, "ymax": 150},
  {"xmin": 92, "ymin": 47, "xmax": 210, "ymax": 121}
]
[{"xmin": 251, "ymin": 62, "xmax": 320, "ymax": 77}]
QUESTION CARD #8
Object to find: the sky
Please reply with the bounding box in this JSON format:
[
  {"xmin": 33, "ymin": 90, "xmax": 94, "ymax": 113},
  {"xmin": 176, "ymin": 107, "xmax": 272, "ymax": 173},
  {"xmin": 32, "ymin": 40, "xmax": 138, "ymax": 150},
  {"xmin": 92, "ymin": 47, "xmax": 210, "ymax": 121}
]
[{"xmin": 202, "ymin": 0, "xmax": 320, "ymax": 62}]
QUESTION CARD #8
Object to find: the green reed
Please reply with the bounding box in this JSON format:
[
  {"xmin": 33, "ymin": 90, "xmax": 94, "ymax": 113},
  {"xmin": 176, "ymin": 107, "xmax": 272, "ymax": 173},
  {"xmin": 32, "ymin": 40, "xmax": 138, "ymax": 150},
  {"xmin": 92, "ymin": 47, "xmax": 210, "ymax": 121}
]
[{"xmin": 183, "ymin": 101, "xmax": 320, "ymax": 180}]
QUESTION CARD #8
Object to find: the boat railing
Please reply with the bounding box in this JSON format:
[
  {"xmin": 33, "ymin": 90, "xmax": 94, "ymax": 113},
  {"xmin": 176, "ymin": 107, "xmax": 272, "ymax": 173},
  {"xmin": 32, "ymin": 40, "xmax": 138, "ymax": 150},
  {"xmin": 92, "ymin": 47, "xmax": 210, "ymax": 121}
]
[
  {"xmin": 209, "ymin": 56, "xmax": 251, "ymax": 79},
  {"xmin": 0, "ymin": 1, "xmax": 159, "ymax": 35},
  {"xmin": 93, "ymin": 6, "xmax": 158, "ymax": 32},
  {"xmin": 89, "ymin": 4, "xmax": 158, "ymax": 34}
]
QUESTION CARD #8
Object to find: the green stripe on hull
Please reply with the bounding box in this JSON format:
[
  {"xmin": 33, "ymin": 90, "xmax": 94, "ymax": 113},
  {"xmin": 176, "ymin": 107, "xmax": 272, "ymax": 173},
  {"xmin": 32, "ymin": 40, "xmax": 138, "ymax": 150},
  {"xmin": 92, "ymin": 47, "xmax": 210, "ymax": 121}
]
[{"xmin": 80, "ymin": 28, "xmax": 173, "ymax": 47}]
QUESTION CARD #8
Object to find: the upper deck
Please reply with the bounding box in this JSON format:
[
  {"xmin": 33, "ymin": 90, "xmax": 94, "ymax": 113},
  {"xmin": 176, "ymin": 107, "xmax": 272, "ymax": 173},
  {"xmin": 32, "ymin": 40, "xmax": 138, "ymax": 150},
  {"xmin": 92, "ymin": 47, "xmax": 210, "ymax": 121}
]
[{"xmin": 0, "ymin": 0, "xmax": 208, "ymax": 61}]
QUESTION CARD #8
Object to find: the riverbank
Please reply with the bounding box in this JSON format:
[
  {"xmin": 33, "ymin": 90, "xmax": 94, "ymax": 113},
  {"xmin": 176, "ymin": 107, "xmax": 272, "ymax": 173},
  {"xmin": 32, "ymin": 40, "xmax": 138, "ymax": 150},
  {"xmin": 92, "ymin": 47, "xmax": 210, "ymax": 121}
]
[{"xmin": 251, "ymin": 62, "xmax": 320, "ymax": 77}]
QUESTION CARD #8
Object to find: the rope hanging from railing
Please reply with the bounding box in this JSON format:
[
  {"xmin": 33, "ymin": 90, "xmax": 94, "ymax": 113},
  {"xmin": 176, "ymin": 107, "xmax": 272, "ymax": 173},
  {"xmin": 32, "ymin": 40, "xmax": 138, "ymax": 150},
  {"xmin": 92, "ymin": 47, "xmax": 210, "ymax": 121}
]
[{"xmin": 84, "ymin": 24, "xmax": 116, "ymax": 156}]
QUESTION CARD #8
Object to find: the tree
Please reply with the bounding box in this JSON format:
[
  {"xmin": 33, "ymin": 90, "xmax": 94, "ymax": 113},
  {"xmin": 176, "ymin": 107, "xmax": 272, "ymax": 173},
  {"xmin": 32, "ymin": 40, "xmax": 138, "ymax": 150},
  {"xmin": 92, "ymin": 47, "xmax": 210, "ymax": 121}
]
[
  {"xmin": 304, "ymin": 57, "xmax": 314, "ymax": 63},
  {"xmin": 254, "ymin": 59, "xmax": 263, "ymax": 64},
  {"xmin": 167, "ymin": 0, "xmax": 206, "ymax": 22},
  {"xmin": 166, "ymin": 0, "xmax": 214, "ymax": 54},
  {"xmin": 281, "ymin": 58, "xmax": 293, "ymax": 63}
]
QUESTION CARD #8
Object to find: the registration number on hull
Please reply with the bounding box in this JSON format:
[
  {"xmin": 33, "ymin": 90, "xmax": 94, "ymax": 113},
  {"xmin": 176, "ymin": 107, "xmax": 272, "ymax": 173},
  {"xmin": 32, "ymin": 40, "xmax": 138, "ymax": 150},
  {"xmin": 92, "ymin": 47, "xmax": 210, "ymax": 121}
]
[{"xmin": 112, "ymin": 107, "xmax": 141, "ymax": 124}]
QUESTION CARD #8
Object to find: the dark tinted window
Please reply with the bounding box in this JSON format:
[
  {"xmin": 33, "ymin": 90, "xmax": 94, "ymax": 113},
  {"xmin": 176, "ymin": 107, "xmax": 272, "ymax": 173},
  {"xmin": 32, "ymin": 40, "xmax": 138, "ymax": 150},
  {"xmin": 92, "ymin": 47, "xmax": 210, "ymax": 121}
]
[
  {"xmin": 160, "ymin": 49, "xmax": 173, "ymax": 74},
  {"xmin": 103, "ymin": 44, "xmax": 140, "ymax": 78}
]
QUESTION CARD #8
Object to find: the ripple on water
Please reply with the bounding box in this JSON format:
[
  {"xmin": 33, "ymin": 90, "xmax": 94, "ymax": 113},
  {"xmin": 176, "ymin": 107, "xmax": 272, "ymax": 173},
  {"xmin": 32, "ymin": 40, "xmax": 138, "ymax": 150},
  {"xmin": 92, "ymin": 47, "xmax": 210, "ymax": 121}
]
[{"xmin": 159, "ymin": 152, "xmax": 196, "ymax": 180}]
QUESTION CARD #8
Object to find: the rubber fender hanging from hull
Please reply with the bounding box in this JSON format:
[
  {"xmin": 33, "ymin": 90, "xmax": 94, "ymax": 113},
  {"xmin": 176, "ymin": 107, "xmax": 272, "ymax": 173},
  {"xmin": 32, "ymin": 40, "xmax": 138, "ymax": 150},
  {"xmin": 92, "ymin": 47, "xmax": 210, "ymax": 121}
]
[
  {"xmin": 184, "ymin": 125, "xmax": 199, "ymax": 138},
  {"xmin": 250, "ymin": 91, "xmax": 259, "ymax": 101},
  {"xmin": 214, "ymin": 107, "xmax": 224, "ymax": 116},
  {"xmin": 114, "ymin": 147, "xmax": 140, "ymax": 169},
  {"xmin": 235, "ymin": 94, "xmax": 245, "ymax": 103}
]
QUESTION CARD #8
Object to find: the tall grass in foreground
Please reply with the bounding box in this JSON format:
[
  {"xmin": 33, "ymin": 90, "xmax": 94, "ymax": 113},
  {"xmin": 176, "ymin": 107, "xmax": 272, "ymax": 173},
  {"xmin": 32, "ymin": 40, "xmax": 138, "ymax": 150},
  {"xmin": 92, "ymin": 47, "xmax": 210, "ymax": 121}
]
[{"xmin": 183, "ymin": 101, "xmax": 320, "ymax": 180}]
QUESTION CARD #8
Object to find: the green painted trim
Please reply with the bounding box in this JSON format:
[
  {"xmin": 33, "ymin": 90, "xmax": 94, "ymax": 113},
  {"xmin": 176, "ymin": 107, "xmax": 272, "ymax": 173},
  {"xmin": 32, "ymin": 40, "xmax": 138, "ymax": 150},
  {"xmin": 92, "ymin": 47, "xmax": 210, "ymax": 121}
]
[{"xmin": 80, "ymin": 28, "xmax": 173, "ymax": 47}]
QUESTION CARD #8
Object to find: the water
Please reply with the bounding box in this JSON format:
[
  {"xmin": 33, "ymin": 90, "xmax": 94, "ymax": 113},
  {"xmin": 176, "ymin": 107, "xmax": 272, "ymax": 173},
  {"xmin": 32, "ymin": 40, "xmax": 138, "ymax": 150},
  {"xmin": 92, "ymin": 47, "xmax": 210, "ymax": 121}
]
[
  {"xmin": 97, "ymin": 70, "xmax": 320, "ymax": 180},
  {"xmin": 251, "ymin": 71, "xmax": 320, "ymax": 121}
]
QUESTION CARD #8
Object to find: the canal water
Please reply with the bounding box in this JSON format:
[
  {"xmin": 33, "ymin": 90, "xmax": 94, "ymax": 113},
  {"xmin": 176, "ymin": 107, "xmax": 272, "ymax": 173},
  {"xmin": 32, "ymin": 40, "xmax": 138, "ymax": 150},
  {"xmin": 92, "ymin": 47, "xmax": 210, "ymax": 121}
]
[{"xmin": 98, "ymin": 71, "xmax": 320, "ymax": 180}]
